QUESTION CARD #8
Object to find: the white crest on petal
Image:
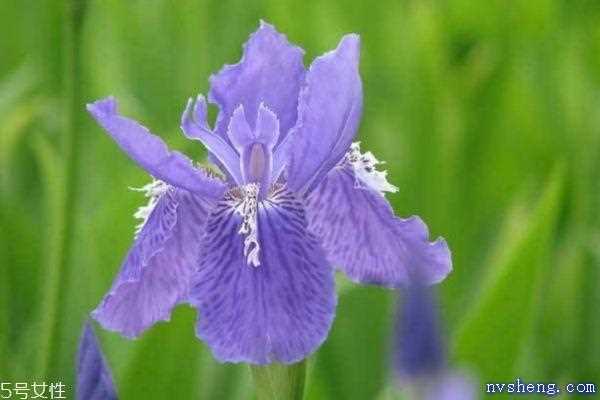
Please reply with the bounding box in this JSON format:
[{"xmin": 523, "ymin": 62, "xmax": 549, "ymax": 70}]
[
  {"xmin": 230, "ymin": 183, "xmax": 261, "ymax": 267},
  {"xmin": 344, "ymin": 142, "xmax": 398, "ymax": 196},
  {"xmin": 130, "ymin": 179, "xmax": 169, "ymax": 237}
]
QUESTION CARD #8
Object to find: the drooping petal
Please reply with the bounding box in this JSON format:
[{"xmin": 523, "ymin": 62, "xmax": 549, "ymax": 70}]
[
  {"xmin": 88, "ymin": 97, "xmax": 226, "ymax": 199},
  {"xmin": 189, "ymin": 186, "xmax": 336, "ymax": 364},
  {"xmin": 181, "ymin": 96, "xmax": 243, "ymax": 185},
  {"xmin": 92, "ymin": 188, "xmax": 214, "ymax": 338},
  {"xmin": 306, "ymin": 166, "xmax": 451, "ymax": 286},
  {"xmin": 286, "ymin": 34, "xmax": 363, "ymax": 195},
  {"xmin": 209, "ymin": 21, "xmax": 305, "ymax": 140},
  {"xmin": 77, "ymin": 322, "xmax": 118, "ymax": 400}
]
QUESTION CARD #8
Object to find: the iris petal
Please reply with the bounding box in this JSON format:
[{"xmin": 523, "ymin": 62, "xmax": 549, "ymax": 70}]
[
  {"xmin": 209, "ymin": 21, "xmax": 305, "ymax": 142},
  {"xmin": 77, "ymin": 322, "xmax": 118, "ymax": 400},
  {"xmin": 227, "ymin": 106, "xmax": 254, "ymax": 153},
  {"xmin": 87, "ymin": 97, "xmax": 226, "ymax": 199},
  {"xmin": 306, "ymin": 165, "xmax": 452, "ymax": 286},
  {"xmin": 286, "ymin": 34, "xmax": 363, "ymax": 195},
  {"xmin": 92, "ymin": 189, "xmax": 213, "ymax": 337},
  {"xmin": 394, "ymin": 286, "xmax": 445, "ymax": 378},
  {"xmin": 189, "ymin": 186, "xmax": 336, "ymax": 364},
  {"xmin": 226, "ymin": 104, "xmax": 280, "ymax": 151},
  {"xmin": 254, "ymin": 103, "xmax": 280, "ymax": 148},
  {"xmin": 181, "ymin": 97, "xmax": 243, "ymax": 184}
]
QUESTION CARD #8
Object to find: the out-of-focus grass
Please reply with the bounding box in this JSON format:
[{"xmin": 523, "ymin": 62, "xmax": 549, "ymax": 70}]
[{"xmin": 1, "ymin": 0, "xmax": 599, "ymax": 399}]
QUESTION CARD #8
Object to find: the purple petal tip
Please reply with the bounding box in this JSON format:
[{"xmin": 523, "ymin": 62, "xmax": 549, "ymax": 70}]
[
  {"xmin": 335, "ymin": 34, "xmax": 361, "ymax": 61},
  {"xmin": 87, "ymin": 97, "xmax": 117, "ymax": 117},
  {"xmin": 428, "ymin": 237, "xmax": 453, "ymax": 285},
  {"xmin": 77, "ymin": 321, "xmax": 118, "ymax": 400}
]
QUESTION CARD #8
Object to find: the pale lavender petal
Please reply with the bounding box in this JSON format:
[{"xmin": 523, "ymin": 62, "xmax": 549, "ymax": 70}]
[
  {"xmin": 92, "ymin": 188, "xmax": 213, "ymax": 338},
  {"xmin": 181, "ymin": 97, "xmax": 243, "ymax": 184},
  {"xmin": 227, "ymin": 106, "xmax": 254, "ymax": 152},
  {"xmin": 307, "ymin": 166, "xmax": 452, "ymax": 286},
  {"xmin": 254, "ymin": 103, "xmax": 280, "ymax": 148},
  {"xmin": 87, "ymin": 97, "xmax": 226, "ymax": 199},
  {"xmin": 77, "ymin": 322, "xmax": 118, "ymax": 400},
  {"xmin": 227, "ymin": 105, "xmax": 279, "ymax": 155},
  {"xmin": 189, "ymin": 187, "xmax": 336, "ymax": 364},
  {"xmin": 286, "ymin": 35, "xmax": 363, "ymax": 195},
  {"xmin": 209, "ymin": 21, "xmax": 305, "ymax": 140}
]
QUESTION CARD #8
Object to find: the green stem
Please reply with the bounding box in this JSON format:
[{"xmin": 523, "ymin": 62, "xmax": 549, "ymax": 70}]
[{"xmin": 251, "ymin": 361, "xmax": 307, "ymax": 400}]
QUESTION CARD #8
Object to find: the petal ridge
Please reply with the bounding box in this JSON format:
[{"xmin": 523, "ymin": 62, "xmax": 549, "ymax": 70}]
[{"xmin": 92, "ymin": 188, "xmax": 215, "ymax": 337}]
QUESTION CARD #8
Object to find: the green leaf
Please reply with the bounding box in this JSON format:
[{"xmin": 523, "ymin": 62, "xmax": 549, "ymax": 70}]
[
  {"xmin": 29, "ymin": 134, "xmax": 67, "ymax": 378},
  {"xmin": 251, "ymin": 361, "xmax": 306, "ymax": 400},
  {"xmin": 535, "ymin": 234, "xmax": 585, "ymax": 377},
  {"xmin": 0, "ymin": 61, "xmax": 37, "ymax": 117},
  {"xmin": 452, "ymin": 164, "xmax": 565, "ymax": 380},
  {"xmin": 0, "ymin": 209, "xmax": 8, "ymax": 376}
]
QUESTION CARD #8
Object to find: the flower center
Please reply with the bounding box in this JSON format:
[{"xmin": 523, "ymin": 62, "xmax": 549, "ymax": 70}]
[{"xmin": 231, "ymin": 183, "xmax": 261, "ymax": 267}]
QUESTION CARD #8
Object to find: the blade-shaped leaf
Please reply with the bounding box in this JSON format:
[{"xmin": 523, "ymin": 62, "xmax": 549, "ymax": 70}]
[
  {"xmin": 30, "ymin": 134, "xmax": 67, "ymax": 378},
  {"xmin": 452, "ymin": 165, "xmax": 564, "ymax": 380}
]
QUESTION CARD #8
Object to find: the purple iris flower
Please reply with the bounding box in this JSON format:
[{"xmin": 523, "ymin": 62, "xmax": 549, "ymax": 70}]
[
  {"xmin": 393, "ymin": 285, "xmax": 475, "ymax": 400},
  {"xmin": 87, "ymin": 21, "xmax": 452, "ymax": 365},
  {"xmin": 394, "ymin": 285, "xmax": 445, "ymax": 378},
  {"xmin": 77, "ymin": 322, "xmax": 118, "ymax": 400}
]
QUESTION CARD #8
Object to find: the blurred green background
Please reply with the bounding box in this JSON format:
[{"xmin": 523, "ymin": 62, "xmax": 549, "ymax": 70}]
[{"xmin": 1, "ymin": 0, "xmax": 599, "ymax": 399}]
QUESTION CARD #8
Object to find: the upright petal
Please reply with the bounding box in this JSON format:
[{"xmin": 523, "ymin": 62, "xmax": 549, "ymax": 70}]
[
  {"xmin": 77, "ymin": 322, "xmax": 118, "ymax": 400},
  {"xmin": 225, "ymin": 104, "xmax": 279, "ymax": 154},
  {"xmin": 189, "ymin": 186, "xmax": 336, "ymax": 364},
  {"xmin": 306, "ymin": 166, "xmax": 451, "ymax": 287},
  {"xmin": 92, "ymin": 188, "xmax": 214, "ymax": 337},
  {"xmin": 254, "ymin": 103, "xmax": 280, "ymax": 148},
  {"xmin": 286, "ymin": 35, "xmax": 363, "ymax": 195},
  {"xmin": 181, "ymin": 97, "xmax": 243, "ymax": 184},
  {"xmin": 88, "ymin": 97, "xmax": 226, "ymax": 199},
  {"xmin": 271, "ymin": 131, "xmax": 294, "ymax": 183},
  {"xmin": 227, "ymin": 106, "xmax": 254, "ymax": 153},
  {"xmin": 209, "ymin": 21, "xmax": 305, "ymax": 140}
]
